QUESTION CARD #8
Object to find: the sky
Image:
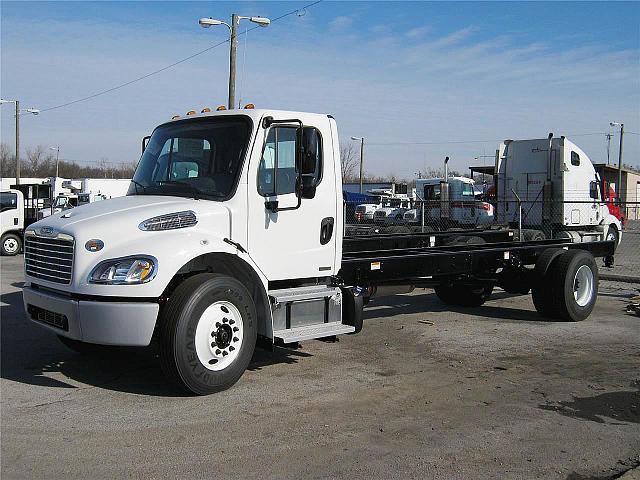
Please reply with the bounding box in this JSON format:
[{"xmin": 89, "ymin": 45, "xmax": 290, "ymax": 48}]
[{"xmin": 1, "ymin": 1, "xmax": 639, "ymax": 178}]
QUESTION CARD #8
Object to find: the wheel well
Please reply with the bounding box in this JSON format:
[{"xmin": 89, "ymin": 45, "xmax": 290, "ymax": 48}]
[{"xmin": 164, "ymin": 253, "xmax": 271, "ymax": 339}]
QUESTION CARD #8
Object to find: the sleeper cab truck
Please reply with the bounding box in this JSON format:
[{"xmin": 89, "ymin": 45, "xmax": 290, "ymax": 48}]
[{"xmin": 22, "ymin": 110, "xmax": 614, "ymax": 395}]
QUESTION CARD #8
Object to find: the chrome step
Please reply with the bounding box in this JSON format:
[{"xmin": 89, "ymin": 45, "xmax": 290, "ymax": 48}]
[
  {"xmin": 269, "ymin": 285, "xmax": 340, "ymax": 304},
  {"xmin": 274, "ymin": 322, "xmax": 355, "ymax": 343}
]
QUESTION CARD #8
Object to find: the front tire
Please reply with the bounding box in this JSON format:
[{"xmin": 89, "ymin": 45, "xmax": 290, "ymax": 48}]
[
  {"xmin": 159, "ymin": 273, "xmax": 257, "ymax": 395},
  {"xmin": 1, "ymin": 233, "xmax": 21, "ymax": 256}
]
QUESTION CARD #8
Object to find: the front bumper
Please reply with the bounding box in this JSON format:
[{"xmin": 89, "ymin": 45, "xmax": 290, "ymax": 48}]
[{"xmin": 23, "ymin": 286, "xmax": 159, "ymax": 346}]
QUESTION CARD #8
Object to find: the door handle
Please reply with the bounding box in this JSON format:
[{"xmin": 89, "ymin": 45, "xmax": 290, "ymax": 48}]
[{"xmin": 320, "ymin": 217, "xmax": 334, "ymax": 245}]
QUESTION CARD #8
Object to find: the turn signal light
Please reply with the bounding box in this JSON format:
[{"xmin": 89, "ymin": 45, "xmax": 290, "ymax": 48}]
[
  {"xmin": 201, "ymin": 107, "xmax": 211, "ymax": 113},
  {"xmin": 244, "ymin": 103, "xmax": 255, "ymax": 109},
  {"xmin": 216, "ymin": 105, "xmax": 227, "ymax": 111},
  {"xmin": 186, "ymin": 110, "xmax": 196, "ymax": 116}
]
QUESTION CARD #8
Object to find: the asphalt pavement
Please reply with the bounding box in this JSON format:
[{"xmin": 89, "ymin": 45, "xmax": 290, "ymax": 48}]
[{"xmin": 1, "ymin": 255, "xmax": 638, "ymax": 479}]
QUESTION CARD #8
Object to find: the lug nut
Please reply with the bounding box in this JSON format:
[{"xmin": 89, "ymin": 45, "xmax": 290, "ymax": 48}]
[
  {"xmin": 222, "ymin": 351, "xmax": 228, "ymax": 356},
  {"xmin": 233, "ymin": 337, "xmax": 239, "ymax": 342},
  {"xmin": 233, "ymin": 327, "xmax": 239, "ymax": 332},
  {"xmin": 229, "ymin": 346, "xmax": 235, "ymax": 351},
  {"xmin": 229, "ymin": 320, "xmax": 235, "ymax": 325},
  {"xmin": 215, "ymin": 349, "xmax": 221, "ymax": 355}
]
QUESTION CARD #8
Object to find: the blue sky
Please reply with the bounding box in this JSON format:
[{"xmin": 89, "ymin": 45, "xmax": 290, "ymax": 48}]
[{"xmin": 2, "ymin": 1, "xmax": 639, "ymax": 177}]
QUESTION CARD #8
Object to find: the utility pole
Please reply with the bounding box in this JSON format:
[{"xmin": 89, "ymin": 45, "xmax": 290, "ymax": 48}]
[
  {"xmin": 617, "ymin": 123, "xmax": 624, "ymax": 203},
  {"xmin": 605, "ymin": 132, "xmax": 613, "ymax": 165},
  {"xmin": 228, "ymin": 14, "xmax": 238, "ymax": 110},
  {"xmin": 199, "ymin": 15, "xmax": 269, "ymax": 110},
  {"xmin": 50, "ymin": 146, "xmax": 60, "ymax": 177},
  {"xmin": 15, "ymin": 100, "xmax": 20, "ymax": 185}
]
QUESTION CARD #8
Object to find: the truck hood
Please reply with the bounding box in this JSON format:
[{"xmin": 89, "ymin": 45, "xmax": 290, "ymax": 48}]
[{"xmin": 28, "ymin": 195, "xmax": 226, "ymax": 238}]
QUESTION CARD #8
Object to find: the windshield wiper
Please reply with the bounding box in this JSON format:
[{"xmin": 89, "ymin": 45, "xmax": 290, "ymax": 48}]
[
  {"xmin": 156, "ymin": 180, "xmax": 204, "ymax": 200},
  {"xmin": 131, "ymin": 179, "xmax": 147, "ymax": 194}
]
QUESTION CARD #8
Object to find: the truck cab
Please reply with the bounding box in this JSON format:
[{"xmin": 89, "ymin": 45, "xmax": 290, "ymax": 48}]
[
  {"xmin": 22, "ymin": 109, "xmax": 347, "ymax": 393},
  {"xmin": 495, "ymin": 135, "xmax": 622, "ymax": 247},
  {"xmin": 1, "ymin": 189, "xmax": 25, "ymax": 255}
]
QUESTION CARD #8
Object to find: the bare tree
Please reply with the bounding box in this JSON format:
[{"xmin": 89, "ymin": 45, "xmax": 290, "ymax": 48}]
[{"xmin": 340, "ymin": 144, "xmax": 359, "ymax": 183}]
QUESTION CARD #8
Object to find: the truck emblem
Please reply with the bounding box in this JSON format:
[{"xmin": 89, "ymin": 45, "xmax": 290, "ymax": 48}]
[
  {"xmin": 39, "ymin": 227, "xmax": 57, "ymax": 237},
  {"xmin": 85, "ymin": 239, "xmax": 104, "ymax": 252}
]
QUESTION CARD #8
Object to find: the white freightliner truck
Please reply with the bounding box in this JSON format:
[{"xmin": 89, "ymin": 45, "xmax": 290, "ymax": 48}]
[
  {"xmin": 495, "ymin": 134, "xmax": 622, "ymax": 247},
  {"xmin": 1, "ymin": 189, "xmax": 25, "ymax": 255},
  {"xmin": 22, "ymin": 109, "xmax": 615, "ymax": 395}
]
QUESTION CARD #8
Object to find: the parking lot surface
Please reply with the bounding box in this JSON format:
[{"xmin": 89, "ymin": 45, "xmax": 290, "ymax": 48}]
[{"xmin": 1, "ymin": 255, "xmax": 638, "ymax": 479}]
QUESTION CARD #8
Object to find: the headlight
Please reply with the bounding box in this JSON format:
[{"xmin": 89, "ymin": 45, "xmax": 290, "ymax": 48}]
[{"xmin": 88, "ymin": 256, "xmax": 157, "ymax": 285}]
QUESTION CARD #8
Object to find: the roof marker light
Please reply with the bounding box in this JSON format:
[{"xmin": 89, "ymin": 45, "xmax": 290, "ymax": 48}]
[
  {"xmin": 186, "ymin": 110, "xmax": 196, "ymax": 116},
  {"xmin": 244, "ymin": 103, "xmax": 255, "ymax": 109},
  {"xmin": 201, "ymin": 107, "xmax": 211, "ymax": 113},
  {"xmin": 216, "ymin": 105, "xmax": 227, "ymax": 111},
  {"xmin": 172, "ymin": 115, "xmax": 181, "ymax": 119}
]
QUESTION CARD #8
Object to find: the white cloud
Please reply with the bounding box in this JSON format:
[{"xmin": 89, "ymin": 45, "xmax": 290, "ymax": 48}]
[
  {"xmin": 406, "ymin": 25, "xmax": 431, "ymax": 39},
  {"xmin": 1, "ymin": 12, "xmax": 638, "ymax": 177},
  {"xmin": 329, "ymin": 15, "xmax": 352, "ymax": 30}
]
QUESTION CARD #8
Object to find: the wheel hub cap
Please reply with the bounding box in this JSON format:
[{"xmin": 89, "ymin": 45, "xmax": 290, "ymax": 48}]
[
  {"xmin": 573, "ymin": 265, "xmax": 594, "ymax": 307},
  {"xmin": 195, "ymin": 301, "xmax": 244, "ymax": 371}
]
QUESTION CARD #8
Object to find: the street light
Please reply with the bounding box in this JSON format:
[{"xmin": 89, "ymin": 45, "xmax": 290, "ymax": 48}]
[
  {"xmin": 351, "ymin": 136, "xmax": 365, "ymax": 194},
  {"xmin": 50, "ymin": 146, "xmax": 60, "ymax": 177},
  {"xmin": 610, "ymin": 122, "xmax": 624, "ymax": 204},
  {"xmin": 199, "ymin": 14, "xmax": 270, "ymax": 109},
  {"xmin": 0, "ymin": 99, "xmax": 40, "ymax": 184}
]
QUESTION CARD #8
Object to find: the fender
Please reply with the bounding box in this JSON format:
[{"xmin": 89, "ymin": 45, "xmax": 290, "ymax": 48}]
[{"xmin": 599, "ymin": 214, "xmax": 622, "ymax": 246}]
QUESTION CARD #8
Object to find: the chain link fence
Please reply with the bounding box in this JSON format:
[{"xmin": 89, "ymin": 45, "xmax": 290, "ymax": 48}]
[{"xmin": 344, "ymin": 198, "xmax": 640, "ymax": 278}]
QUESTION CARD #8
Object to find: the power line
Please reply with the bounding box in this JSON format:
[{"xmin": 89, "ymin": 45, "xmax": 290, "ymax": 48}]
[
  {"xmin": 37, "ymin": 0, "xmax": 323, "ymax": 113},
  {"xmin": 367, "ymin": 132, "xmax": 617, "ymax": 147}
]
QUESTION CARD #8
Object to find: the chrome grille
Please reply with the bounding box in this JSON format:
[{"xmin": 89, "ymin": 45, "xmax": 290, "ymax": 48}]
[{"xmin": 24, "ymin": 233, "xmax": 74, "ymax": 284}]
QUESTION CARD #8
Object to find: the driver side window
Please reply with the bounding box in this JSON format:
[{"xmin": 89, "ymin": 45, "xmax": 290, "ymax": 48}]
[{"xmin": 258, "ymin": 127, "xmax": 297, "ymax": 196}]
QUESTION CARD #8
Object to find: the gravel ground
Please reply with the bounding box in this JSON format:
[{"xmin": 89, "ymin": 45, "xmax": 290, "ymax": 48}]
[{"xmin": 1, "ymin": 255, "xmax": 639, "ymax": 480}]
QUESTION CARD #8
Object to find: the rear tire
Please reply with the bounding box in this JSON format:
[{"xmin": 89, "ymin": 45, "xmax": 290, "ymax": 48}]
[
  {"xmin": 1, "ymin": 233, "xmax": 21, "ymax": 256},
  {"xmin": 531, "ymin": 249, "xmax": 563, "ymax": 319},
  {"xmin": 159, "ymin": 273, "xmax": 257, "ymax": 395},
  {"xmin": 548, "ymin": 250, "xmax": 598, "ymax": 322}
]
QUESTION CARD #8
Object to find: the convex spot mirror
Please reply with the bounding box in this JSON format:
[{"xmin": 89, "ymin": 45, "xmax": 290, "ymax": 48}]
[{"xmin": 296, "ymin": 127, "xmax": 321, "ymax": 199}]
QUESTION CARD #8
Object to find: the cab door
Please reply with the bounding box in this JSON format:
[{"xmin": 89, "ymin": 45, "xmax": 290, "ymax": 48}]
[{"xmin": 246, "ymin": 115, "xmax": 337, "ymax": 281}]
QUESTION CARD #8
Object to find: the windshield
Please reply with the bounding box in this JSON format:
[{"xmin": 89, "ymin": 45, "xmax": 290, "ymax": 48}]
[
  {"xmin": 53, "ymin": 196, "xmax": 77, "ymax": 209},
  {"xmin": 128, "ymin": 116, "xmax": 252, "ymax": 200}
]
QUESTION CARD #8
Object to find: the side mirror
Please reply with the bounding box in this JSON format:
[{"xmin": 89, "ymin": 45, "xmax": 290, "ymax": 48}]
[
  {"xmin": 589, "ymin": 181, "xmax": 599, "ymax": 200},
  {"xmin": 299, "ymin": 127, "xmax": 320, "ymax": 175}
]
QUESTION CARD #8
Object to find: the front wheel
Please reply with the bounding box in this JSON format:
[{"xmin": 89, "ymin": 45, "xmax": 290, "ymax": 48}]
[
  {"xmin": 1, "ymin": 233, "xmax": 22, "ymax": 256},
  {"xmin": 159, "ymin": 273, "xmax": 257, "ymax": 395}
]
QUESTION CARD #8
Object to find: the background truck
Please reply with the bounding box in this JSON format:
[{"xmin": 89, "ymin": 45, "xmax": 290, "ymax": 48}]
[
  {"xmin": 404, "ymin": 176, "xmax": 494, "ymax": 228},
  {"xmin": 22, "ymin": 109, "xmax": 614, "ymax": 395},
  {"xmin": 495, "ymin": 134, "xmax": 622, "ymax": 247},
  {"xmin": 38, "ymin": 178, "xmax": 130, "ymax": 219},
  {"xmin": 2, "ymin": 184, "xmax": 52, "ymax": 255}
]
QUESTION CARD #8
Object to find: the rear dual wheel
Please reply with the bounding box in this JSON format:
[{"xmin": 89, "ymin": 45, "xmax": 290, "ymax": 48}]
[
  {"xmin": 159, "ymin": 273, "xmax": 257, "ymax": 395},
  {"xmin": 531, "ymin": 250, "xmax": 598, "ymax": 321}
]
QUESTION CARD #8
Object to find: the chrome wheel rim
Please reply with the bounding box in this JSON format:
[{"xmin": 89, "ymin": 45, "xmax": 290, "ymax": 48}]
[
  {"xmin": 606, "ymin": 231, "xmax": 617, "ymax": 242},
  {"xmin": 573, "ymin": 265, "xmax": 594, "ymax": 307},
  {"xmin": 3, "ymin": 237, "xmax": 18, "ymax": 254},
  {"xmin": 195, "ymin": 301, "xmax": 244, "ymax": 371}
]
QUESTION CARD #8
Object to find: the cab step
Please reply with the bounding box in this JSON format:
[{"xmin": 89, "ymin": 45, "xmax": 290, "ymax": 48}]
[{"xmin": 274, "ymin": 322, "xmax": 354, "ymax": 343}]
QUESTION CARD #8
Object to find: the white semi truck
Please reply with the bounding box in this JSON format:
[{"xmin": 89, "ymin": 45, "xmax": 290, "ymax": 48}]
[
  {"xmin": 495, "ymin": 134, "xmax": 622, "ymax": 247},
  {"xmin": 22, "ymin": 109, "xmax": 615, "ymax": 395}
]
